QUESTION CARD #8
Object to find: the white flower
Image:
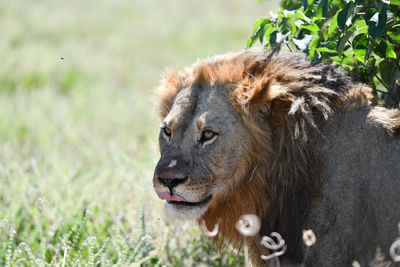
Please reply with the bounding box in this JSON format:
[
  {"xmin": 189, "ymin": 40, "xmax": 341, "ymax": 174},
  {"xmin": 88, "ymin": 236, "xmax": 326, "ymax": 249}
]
[
  {"xmin": 35, "ymin": 197, "xmax": 49, "ymax": 211},
  {"xmin": 200, "ymin": 219, "xmax": 219, "ymax": 237},
  {"xmin": 390, "ymin": 239, "xmax": 400, "ymax": 262},
  {"xmin": 260, "ymin": 232, "xmax": 287, "ymax": 261},
  {"xmin": 235, "ymin": 214, "xmax": 261, "ymax": 237},
  {"xmin": 302, "ymin": 229, "xmax": 316, "ymax": 247}
]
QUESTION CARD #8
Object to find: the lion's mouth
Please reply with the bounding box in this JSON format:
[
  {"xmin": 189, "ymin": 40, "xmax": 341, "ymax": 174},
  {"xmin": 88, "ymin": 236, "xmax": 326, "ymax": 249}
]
[{"xmin": 167, "ymin": 195, "xmax": 212, "ymax": 207}]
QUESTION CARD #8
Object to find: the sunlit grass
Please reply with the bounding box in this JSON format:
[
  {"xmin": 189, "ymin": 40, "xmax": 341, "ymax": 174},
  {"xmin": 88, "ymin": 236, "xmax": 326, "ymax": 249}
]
[{"xmin": 0, "ymin": 0, "xmax": 278, "ymax": 265}]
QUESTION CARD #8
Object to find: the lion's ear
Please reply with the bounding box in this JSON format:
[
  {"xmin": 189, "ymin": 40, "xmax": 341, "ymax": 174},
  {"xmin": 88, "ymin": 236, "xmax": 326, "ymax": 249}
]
[
  {"xmin": 245, "ymin": 79, "xmax": 289, "ymax": 115},
  {"xmin": 246, "ymin": 78, "xmax": 275, "ymax": 107},
  {"xmin": 157, "ymin": 70, "xmax": 189, "ymax": 118},
  {"xmin": 248, "ymin": 81, "xmax": 288, "ymax": 105},
  {"xmin": 232, "ymin": 77, "xmax": 290, "ymax": 118}
]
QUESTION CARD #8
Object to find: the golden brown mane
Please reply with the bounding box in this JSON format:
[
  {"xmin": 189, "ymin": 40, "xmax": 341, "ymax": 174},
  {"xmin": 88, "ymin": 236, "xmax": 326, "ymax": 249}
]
[{"xmin": 156, "ymin": 49, "xmax": 399, "ymax": 264}]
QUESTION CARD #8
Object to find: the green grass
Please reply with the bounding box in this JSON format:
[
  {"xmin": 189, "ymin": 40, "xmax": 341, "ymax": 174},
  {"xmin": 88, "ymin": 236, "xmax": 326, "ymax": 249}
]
[{"xmin": 0, "ymin": 0, "xmax": 277, "ymax": 265}]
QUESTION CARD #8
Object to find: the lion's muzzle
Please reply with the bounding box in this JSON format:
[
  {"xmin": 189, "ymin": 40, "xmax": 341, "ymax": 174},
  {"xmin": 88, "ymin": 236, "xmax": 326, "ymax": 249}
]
[{"xmin": 153, "ymin": 155, "xmax": 189, "ymax": 193}]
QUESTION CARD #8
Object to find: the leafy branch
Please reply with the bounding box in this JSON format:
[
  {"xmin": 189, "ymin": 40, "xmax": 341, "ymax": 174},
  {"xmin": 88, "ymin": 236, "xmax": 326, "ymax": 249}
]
[{"xmin": 248, "ymin": 0, "xmax": 400, "ymax": 107}]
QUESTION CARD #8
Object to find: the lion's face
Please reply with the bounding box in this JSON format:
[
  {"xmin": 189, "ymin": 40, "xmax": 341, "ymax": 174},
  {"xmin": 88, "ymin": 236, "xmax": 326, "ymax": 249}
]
[{"xmin": 153, "ymin": 84, "xmax": 250, "ymax": 220}]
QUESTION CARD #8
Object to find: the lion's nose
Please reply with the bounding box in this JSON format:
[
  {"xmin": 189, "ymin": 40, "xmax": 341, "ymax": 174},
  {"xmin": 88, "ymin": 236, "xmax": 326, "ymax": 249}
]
[
  {"xmin": 157, "ymin": 176, "xmax": 188, "ymax": 192},
  {"xmin": 154, "ymin": 156, "xmax": 189, "ymax": 192}
]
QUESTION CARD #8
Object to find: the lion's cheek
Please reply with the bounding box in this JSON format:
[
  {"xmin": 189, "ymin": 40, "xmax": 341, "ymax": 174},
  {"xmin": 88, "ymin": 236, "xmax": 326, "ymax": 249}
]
[
  {"xmin": 207, "ymin": 156, "xmax": 248, "ymax": 207},
  {"xmin": 208, "ymin": 150, "xmax": 246, "ymax": 178}
]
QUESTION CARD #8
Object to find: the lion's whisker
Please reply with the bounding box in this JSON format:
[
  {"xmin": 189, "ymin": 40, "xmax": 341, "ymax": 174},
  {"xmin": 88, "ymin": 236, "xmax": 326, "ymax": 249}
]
[{"xmin": 249, "ymin": 154, "xmax": 260, "ymax": 182}]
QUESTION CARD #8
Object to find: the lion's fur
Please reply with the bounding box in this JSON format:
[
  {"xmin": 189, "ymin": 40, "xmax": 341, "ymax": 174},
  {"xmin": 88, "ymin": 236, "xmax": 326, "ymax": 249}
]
[{"xmin": 155, "ymin": 49, "xmax": 400, "ymax": 266}]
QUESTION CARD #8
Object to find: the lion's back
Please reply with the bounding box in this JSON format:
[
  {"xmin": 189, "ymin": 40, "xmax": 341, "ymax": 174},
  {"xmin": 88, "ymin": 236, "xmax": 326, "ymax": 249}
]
[{"xmin": 304, "ymin": 106, "xmax": 400, "ymax": 266}]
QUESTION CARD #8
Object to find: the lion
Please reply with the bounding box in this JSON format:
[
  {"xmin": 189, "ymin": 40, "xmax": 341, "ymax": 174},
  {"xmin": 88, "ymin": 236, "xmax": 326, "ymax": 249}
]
[{"xmin": 152, "ymin": 49, "xmax": 400, "ymax": 266}]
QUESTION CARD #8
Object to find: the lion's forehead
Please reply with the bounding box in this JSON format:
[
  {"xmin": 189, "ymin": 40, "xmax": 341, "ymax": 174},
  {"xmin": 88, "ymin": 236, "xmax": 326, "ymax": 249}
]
[
  {"xmin": 165, "ymin": 86, "xmax": 199, "ymax": 126},
  {"xmin": 167, "ymin": 85, "xmax": 239, "ymax": 131}
]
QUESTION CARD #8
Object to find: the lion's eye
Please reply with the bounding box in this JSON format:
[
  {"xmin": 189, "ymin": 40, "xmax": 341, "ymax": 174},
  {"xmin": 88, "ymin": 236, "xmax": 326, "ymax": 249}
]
[
  {"xmin": 199, "ymin": 130, "xmax": 216, "ymax": 143},
  {"xmin": 162, "ymin": 127, "xmax": 172, "ymax": 138}
]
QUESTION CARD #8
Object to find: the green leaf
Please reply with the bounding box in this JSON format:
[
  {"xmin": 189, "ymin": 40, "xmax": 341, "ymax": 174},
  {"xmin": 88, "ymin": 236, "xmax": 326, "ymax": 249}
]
[
  {"xmin": 330, "ymin": 55, "xmax": 343, "ymax": 63},
  {"xmin": 367, "ymin": 6, "xmax": 387, "ymax": 39},
  {"xmin": 355, "ymin": 19, "xmax": 368, "ymax": 34},
  {"xmin": 246, "ymin": 37, "xmax": 255, "ymax": 48},
  {"xmin": 337, "ymin": 25, "xmax": 356, "ymax": 57},
  {"xmin": 257, "ymin": 18, "xmax": 272, "ymax": 43},
  {"xmin": 308, "ymin": 36, "xmax": 321, "ymax": 59},
  {"xmin": 300, "ymin": 23, "xmax": 320, "ymax": 32},
  {"xmin": 247, "ymin": 17, "xmax": 271, "ymax": 48},
  {"xmin": 379, "ymin": 59, "xmax": 397, "ymax": 88},
  {"xmin": 286, "ymin": 19, "xmax": 298, "ymax": 35},
  {"xmin": 390, "ymin": 0, "xmax": 400, "ymax": 5},
  {"xmin": 337, "ymin": 2, "xmax": 355, "ymax": 31},
  {"xmin": 388, "ymin": 31, "xmax": 400, "ymax": 43},
  {"xmin": 252, "ymin": 18, "xmax": 263, "ymax": 34},
  {"xmin": 328, "ymin": 12, "xmax": 339, "ymax": 35},
  {"xmin": 316, "ymin": 47, "xmax": 337, "ymax": 53},
  {"xmin": 283, "ymin": 10, "xmax": 311, "ymax": 22},
  {"xmin": 269, "ymin": 31, "xmax": 281, "ymax": 47},
  {"xmin": 386, "ymin": 41, "xmax": 397, "ymax": 59},
  {"xmin": 375, "ymin": 40, "xmax": 387, "ymax": 58},
  {"xmin": 352, "ymin": 33, "xmax": 368, "ymax": 63},
  {"xmin": 342, "ymin": 52, "xmax": 356, "ymax": 69},
  {"xmin": 263, "ymin": 24, "xmax": 277, "ymax": 45},
  {"xmin": 276, "ymin": 16, "xmax": 285, "ymax": 29},
  {"xmin": 316, "ymin": 0, "xmax": 329, "ymax": 19},
  {"xmin": 302, "ymin": 0, "xmax": 309, "ymax": 10},
  {"xmin": 366, "ymin": 56, "xmax": 377, "ymax": 75}
]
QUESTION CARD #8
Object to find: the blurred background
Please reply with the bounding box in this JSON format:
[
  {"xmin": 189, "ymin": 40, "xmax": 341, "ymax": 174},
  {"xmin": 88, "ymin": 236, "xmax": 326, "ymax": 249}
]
[{"xmin": 0, "ymin": 0, "xmax": 277, "ymax": 265}]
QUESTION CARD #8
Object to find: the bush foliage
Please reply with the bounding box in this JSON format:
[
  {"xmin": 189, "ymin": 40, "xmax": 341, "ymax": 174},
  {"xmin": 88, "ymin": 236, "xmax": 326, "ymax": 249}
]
[{"xmin": 248, "ymin": 0, "xmax": 400, "ymax": 107}]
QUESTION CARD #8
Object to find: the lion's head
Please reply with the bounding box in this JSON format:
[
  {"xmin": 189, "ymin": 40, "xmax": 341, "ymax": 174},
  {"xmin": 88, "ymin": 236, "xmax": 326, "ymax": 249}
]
[
  {"xmin": 153, "ymin": 48, "xmax": 381, "ymax": 263},
  {"xmin": 153, "ymin": 73, "xmax": 261, "ymax": 220},
  {"xmin": 153, "ymin": 50, "xmax": 278, "ymax": 223}
]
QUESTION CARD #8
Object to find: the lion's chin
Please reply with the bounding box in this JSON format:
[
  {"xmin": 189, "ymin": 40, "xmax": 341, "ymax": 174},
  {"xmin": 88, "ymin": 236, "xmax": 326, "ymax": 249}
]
[{"xmin": 164, "ymin": 197, "xmax": 211, "ymax": 220}]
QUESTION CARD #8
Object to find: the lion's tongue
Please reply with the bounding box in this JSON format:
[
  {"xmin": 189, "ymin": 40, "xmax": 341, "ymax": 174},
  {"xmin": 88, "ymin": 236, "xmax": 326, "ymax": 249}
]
[{"xmin": 159, "ymin": 192, "xmax": 186, "ymax": 202}]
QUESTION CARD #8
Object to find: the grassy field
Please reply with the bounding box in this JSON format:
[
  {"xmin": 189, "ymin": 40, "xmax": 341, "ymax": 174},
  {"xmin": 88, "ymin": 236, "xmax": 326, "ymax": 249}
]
[{"xmin": 0, "ymin": 0, "xmax": 277, "ymax": 265}]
